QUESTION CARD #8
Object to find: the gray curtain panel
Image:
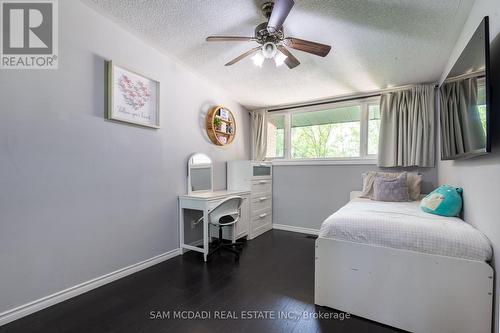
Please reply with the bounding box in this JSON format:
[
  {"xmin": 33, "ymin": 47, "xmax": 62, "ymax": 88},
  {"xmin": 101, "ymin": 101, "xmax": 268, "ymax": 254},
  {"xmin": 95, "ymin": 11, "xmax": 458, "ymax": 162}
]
[
  {"xmin": 251, "ymin": 109, "xmax": 267, "ymax": 161},
  {"xmin": 378, "ymin": 85, "xmax": 435, "ymax": 167},
  {"xmin": 439, "ymin": 77, "xmax": 485, "ymax": 158}
]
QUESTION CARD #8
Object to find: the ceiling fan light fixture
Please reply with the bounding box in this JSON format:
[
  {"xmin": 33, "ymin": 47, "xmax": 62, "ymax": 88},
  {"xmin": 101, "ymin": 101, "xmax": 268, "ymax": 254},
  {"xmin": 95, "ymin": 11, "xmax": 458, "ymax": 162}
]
[
  {"xmin": 274, "ymin": 50, "xmax": 288, "ymax": 67},
  {"xmin": 251, "ymin": 52, "xmax": 265, "ymax": 67},
  {"xmin": 206, "ymin": 0, "xmax": 331, "ymax": 69},
  {"xmin": 262, "ymin": 42, "xmax": 277, "ymax": 59}
]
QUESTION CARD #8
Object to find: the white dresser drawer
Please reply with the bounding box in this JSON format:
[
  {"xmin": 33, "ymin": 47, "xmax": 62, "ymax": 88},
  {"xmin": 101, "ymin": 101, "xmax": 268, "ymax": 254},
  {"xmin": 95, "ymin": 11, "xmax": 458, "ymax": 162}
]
[
  {"xmin": 251, "ymin": 208, "xmax": 272, "ymax": 229},
  {"xmin": 227, "ymin": 161, "xmax": 273, "ymax": 240},
  {"xmin": 251, "ymin": 179, "xmax": 272, "ymax": 194},
  {"xmin": 251, "ymin": 194, "xmax": 272, "ymax": 212},
  {"xmin": 252, "ymin": 164, "xmax": 272, "ymax": 178}
]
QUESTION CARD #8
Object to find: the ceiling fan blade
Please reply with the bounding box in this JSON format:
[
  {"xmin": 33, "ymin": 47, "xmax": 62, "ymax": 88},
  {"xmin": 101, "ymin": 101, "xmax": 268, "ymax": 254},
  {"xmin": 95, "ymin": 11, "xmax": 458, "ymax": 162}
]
[
  {"xmin": 225, "ymin": 46, "xmax": 261, "ymax": 66},
  {"xmin": 267, "ymin": 0, "xmax": 295, "ymax": 34},
  {"xmin": 284, "ymin": 37, "xmax": 331, "ymax": 57},
  {"xmin": 206, "ymin": 36, "xmax": 255, "ymax": 42},
  {"xmin": 277, "ymin": 45, "xmax": 300, "ymax": 69}
]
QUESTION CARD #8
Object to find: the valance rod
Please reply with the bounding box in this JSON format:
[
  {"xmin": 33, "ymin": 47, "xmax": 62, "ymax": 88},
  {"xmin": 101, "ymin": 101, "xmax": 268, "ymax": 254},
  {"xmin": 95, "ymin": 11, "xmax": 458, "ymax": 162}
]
[
  {"xmin": 265, "ymin": 83, "xmax": 438, "ymax": 113},
  {"xmin": 443, "ymin": 70, "xmax": 485, "ymax": 84}
]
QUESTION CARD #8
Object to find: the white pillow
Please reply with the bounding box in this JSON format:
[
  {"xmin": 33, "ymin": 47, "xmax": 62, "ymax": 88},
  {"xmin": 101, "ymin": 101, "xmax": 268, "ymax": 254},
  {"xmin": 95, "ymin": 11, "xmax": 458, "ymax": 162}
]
[{"xmin": 361, "ymin": 171, "xmax": 422, "ymax": 201}]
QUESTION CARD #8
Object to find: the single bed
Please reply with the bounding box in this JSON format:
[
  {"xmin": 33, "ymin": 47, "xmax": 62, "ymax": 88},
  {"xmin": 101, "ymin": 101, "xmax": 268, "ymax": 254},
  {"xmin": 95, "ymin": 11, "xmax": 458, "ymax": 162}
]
[{"xmin": 315, "ymin": 192, "xmax": 494, "ymax": 333}]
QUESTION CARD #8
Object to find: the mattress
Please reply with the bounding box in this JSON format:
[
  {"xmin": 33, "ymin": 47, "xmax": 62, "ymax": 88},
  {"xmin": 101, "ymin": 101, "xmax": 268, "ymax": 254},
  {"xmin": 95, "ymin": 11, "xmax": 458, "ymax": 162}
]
[{"xmin": 319, "ymin": 198, "xmax": 492, "ymax": 261}]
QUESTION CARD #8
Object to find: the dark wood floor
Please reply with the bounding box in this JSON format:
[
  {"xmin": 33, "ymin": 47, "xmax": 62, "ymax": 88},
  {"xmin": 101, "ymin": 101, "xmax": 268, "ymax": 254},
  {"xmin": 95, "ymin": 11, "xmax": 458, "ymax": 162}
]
[{"xmin": 0, "ymin": 230, "xmax": 403, "ymax": 333}]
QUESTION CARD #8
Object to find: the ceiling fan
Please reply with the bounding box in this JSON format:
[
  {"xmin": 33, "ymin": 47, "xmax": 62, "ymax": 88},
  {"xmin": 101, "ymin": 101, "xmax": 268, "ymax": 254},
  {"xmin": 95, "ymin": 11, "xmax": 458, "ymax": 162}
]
[{"xmin": 206, "ymin": 0, "xmax": 331, "ymax": 69}]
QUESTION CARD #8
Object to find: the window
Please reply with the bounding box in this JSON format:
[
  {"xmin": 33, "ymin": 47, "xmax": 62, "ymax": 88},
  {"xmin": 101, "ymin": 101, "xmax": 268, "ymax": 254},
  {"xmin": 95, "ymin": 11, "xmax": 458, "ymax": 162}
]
[
  {"xmin": 264, "ymin": 97, "xmax": 380, "ymax": 162},
  {"xmin": 368, "ymin": 104, "xmax": 381, "ymax": 155},
  {"xmin": 291, "ymin": 105, "xmax": 361, "ymax": 158},
  {"xmin": 477, "ymin": 78, "xmax": 487, "ymax": 134},
  {"xmin": 266, "ymin": 114, "xmax": 285, "ymax": 158}
]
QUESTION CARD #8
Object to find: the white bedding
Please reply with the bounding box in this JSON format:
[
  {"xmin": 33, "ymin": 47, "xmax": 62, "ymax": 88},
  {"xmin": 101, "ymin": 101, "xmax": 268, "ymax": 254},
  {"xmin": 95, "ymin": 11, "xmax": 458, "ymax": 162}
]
[{"xmin": 319, "ymin": 198, "xmax": 492, "ymax": 261}]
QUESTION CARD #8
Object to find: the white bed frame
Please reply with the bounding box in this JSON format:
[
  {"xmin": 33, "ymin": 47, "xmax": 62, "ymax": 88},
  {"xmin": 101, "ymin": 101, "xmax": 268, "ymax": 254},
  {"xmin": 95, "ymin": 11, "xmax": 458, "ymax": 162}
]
[{"xmin": 314, "ymin": 191, "xmax": 494, "ymax": 333}]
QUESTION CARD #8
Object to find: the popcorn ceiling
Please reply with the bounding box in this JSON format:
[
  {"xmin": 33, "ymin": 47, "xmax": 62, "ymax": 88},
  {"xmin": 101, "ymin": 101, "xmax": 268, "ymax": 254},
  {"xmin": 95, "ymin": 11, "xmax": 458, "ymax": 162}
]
[{"xmin": 86, "ymin": 0, "xmax": 473, "ymax": 109}]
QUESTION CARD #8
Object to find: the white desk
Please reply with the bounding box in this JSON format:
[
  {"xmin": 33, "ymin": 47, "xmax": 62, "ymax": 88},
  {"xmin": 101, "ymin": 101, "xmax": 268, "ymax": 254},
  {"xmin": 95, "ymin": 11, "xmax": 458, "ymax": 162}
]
[{"xmin": 179, "ymin": 190, "xmax": 250, "ymax": 262}]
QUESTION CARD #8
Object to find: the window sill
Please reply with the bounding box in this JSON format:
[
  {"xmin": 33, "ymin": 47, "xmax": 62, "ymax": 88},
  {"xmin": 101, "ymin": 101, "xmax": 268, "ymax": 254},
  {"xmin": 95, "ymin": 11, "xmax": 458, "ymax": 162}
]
[{"xmin": 271, "ymin": 158, "xmax": 378, "ymax": 166}]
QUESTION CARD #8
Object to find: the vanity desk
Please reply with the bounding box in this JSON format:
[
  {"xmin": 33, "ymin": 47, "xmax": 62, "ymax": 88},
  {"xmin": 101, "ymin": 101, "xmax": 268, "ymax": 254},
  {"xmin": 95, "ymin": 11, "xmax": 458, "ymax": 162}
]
[
  {"xmin": 179, "ymin": 190, "xmax": 250, "ymax": 262},
  {"xmin": 179, "ymin": 153, "xmax": 251, "ymax": 262}
]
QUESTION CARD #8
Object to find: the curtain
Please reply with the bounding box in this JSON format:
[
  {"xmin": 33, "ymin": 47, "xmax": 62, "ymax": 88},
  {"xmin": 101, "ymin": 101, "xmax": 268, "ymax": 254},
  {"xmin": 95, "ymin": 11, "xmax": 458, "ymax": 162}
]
[
  {"xmin": 439, "ymin": 77, "xmax": 485, "ymax": 157},
  {"xmin": 251, "ymin": 109, "xmax": 267, "ymax": 161},
  {"xmin": 378, "ymin": 85, "xmax": 435, "ymax": 167}
]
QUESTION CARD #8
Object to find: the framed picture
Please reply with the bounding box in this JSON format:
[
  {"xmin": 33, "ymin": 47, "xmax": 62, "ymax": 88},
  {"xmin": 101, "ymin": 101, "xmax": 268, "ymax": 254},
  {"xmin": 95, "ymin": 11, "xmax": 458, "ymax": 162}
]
[
  {"xmin": 107, "ymin": 61, "xmax": 160, "ymax": 128},
  {"xmin": 219, "ymin": 108, "xmax": 229, "ymax": 121}
]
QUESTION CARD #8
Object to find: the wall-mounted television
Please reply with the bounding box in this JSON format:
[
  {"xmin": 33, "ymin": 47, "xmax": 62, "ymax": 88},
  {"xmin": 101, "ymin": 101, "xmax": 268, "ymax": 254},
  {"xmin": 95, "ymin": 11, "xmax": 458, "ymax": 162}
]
[{"xmin": 440, "ymin": 16, "xmax": 491, "ymax": 160}]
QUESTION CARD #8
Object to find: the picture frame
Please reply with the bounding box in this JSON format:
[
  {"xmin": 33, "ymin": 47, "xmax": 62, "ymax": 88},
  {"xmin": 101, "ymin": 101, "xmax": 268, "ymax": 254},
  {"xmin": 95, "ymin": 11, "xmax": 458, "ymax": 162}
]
[{"xmin": 107, "ymin": 61, "xmax": 160, "ymax": 129}]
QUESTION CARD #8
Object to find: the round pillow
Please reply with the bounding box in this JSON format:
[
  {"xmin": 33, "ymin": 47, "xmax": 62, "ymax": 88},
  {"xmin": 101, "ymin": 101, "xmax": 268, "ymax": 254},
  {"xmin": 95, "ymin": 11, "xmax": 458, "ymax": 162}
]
[{"xmin": 420, "ymin": 185, "xmax": 463, "ymax": 217}]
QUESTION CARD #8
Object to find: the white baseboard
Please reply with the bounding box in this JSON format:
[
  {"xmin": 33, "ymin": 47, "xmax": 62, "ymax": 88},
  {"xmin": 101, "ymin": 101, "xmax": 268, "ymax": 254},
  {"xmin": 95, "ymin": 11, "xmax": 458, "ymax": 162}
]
[
  {"xmin": 0, "ymin": 248, "xmax": 181, "ymax": 327},
  {"xmin": 273, "ymin": 224, "xmax": 319, "ymax": 236},
  {"xmin": 249, "ymin": 223, "xmax": 273, "ymax": 240}
]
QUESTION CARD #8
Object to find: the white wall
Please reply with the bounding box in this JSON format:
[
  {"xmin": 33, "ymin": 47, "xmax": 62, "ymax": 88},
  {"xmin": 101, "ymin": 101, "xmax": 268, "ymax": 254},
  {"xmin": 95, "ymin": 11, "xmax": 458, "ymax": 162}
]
[
  {"xmin": 273, "ymin": 165, "xmax": 437, "ymax": 230},
  {"xmin": 0, "ymin": 1, "xmax": 250, "ymax": 315},
  {"xmin": 438, "ymin": 0, "xmax": 500, "ymax": 330}
]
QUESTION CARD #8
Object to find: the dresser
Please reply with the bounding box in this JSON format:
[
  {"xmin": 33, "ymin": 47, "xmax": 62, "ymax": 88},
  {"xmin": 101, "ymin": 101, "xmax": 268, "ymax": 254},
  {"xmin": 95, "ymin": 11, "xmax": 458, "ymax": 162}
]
[{"xmin": 227, "ymin": 161, "xmax": 272, "ymax": 239}]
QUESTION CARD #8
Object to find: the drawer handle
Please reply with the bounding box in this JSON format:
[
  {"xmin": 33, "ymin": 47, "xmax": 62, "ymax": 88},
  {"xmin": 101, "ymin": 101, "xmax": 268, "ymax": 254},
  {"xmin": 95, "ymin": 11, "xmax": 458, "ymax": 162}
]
[
  {"xmin": 259, "ymin": 213, "xmax": 267, "ymax": 218},
  {"xmin": 259, "ymin": 197, "xmax": 267, "ymax": 201},
  {"xmin": 259, "ymin": 180, "xmax": 267, "ymax": 184}
]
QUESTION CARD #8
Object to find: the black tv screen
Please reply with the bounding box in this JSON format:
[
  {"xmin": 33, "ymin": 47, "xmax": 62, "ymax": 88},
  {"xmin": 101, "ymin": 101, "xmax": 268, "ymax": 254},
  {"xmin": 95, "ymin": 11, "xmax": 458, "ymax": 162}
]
[{"xmin": 440, "ymin": 16, "xmax": 491, "ymax": 160}]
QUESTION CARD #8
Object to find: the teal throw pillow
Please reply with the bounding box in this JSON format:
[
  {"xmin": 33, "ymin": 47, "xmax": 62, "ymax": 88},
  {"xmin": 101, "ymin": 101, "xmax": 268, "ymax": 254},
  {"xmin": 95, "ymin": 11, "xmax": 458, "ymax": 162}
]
[{"xmin": 420, "ymin": 185, "xmax": 463, "ymax": 217}]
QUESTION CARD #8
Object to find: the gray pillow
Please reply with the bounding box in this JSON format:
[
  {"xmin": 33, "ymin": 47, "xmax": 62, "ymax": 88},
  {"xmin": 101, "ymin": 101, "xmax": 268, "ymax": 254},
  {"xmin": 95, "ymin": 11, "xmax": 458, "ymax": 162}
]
[
  {"xmin": 372, "ymin": 173, "xmax": 410, "ymax": 202},
  {"xmin": 361, "ymin": 171, "xmax": 422, "ymax": 201}
]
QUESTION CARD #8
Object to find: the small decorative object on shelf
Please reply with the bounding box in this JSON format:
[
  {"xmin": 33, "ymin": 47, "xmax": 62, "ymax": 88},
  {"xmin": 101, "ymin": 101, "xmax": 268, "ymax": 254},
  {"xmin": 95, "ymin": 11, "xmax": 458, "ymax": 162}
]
[
  {"xmin": 219, "ymin": 108, "xmax": 229, "ymax": 121},
  {"xmin": 217, "ymin": 135, "xmax": 228, "ymax": 145},
  {"xmin": 213, "ymin": 117, "xmax": 222, "ymax": 131},
  {"xmin": 206, "ymin": 105, "xmax": 236, "ymax": 146}
]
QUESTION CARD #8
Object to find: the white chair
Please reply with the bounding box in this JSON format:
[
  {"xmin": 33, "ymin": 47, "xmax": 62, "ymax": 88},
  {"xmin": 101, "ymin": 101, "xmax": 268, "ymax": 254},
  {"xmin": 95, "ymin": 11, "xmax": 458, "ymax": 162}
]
[{"xmin": 202, "ymin": 196, "xmax": 244, "ymax": 261}]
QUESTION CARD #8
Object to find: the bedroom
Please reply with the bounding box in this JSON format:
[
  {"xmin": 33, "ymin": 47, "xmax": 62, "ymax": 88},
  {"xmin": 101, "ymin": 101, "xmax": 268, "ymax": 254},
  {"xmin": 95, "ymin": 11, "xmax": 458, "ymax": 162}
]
[{"xmin": 0, "ymin": 0, "xmax": 499, "ymax": 332}]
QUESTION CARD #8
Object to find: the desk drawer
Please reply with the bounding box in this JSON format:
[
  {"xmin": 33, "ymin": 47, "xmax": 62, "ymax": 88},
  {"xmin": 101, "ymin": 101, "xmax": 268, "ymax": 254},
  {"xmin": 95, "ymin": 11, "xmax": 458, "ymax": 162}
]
[
  {"xmin": 207, "ymin": 200, "xmax": 221, "ymax": 211},
  {"xmin": 251, "ymin": 179, "xmax": 272, "ymax": 194},
  {"xmin": 208, "ymin": 196, "xmax": 249, "ymax": 212},
  {"xmin": 251, "ymin": 194, "xmax": 272, "ymax": 212}
]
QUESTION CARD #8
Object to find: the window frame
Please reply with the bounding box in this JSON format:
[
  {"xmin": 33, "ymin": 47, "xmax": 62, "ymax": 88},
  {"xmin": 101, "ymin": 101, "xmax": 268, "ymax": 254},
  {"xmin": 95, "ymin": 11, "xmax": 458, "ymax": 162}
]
[
  {"xmin": 366, "ymin": 102, "xmax": 382, "ymax": 158},
  {"xmin": 265, "ymin": 96, "xmax": 380, "ymax": 165},
  {"xmin": 265, "ymin": 113, "xmax": 286, "ymax": 159}
]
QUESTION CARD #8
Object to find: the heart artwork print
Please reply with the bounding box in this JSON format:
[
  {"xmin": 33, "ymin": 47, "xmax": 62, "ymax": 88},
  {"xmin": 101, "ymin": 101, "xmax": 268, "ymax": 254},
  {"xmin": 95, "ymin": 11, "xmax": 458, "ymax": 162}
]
[
  {"xmin": 108, "ymin": 62, "xmax": 159, "ymax": 128},
  {"xmin": 118, "ymin": 74, "xmax": 151, "ymax": 110}
]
